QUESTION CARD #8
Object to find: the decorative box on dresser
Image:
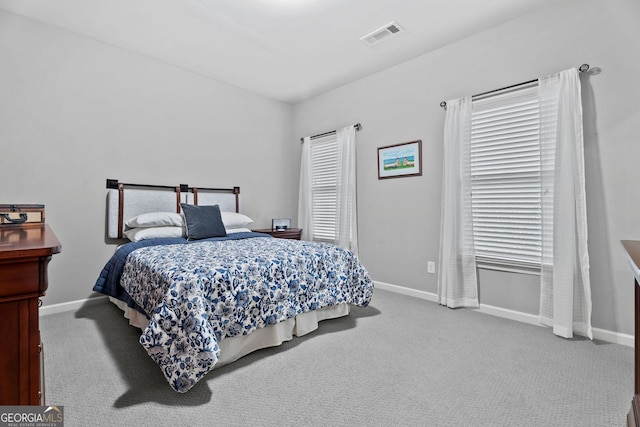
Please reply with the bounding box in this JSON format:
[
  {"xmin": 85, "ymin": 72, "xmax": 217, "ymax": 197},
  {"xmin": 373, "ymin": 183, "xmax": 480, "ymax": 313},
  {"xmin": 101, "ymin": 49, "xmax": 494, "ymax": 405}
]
[
  {"xmin": 252, "ymin": 228, "xmax": 303, "ymax": 240},
  {"xmin": 0, "ymin": 223, "xmax": 61, "ymax": 405}
]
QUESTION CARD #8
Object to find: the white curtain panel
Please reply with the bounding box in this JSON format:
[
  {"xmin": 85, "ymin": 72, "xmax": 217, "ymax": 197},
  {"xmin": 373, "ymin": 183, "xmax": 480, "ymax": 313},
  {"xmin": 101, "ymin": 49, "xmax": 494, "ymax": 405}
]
[
  {"xmin": 297, "ymin": 136, "xmax": 314, "ymax": 242},
  {"xmin": 538, "ymin": 68, "xmax": 593, "ymax": 339},
  {"xmin": 335, "ymin": 125, "xmax": 359, "ymax": 256},
  {"xmin": 438, "ymin": 97, "xmax": 479, "ymax": 308}
]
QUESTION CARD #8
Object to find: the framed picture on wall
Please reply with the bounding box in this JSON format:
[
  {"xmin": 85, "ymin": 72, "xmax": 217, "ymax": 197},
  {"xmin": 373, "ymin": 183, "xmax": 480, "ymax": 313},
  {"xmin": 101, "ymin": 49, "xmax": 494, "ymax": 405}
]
[{"xmin": 377, "ymin": 140, "xmax": 422, "ymax": 179}]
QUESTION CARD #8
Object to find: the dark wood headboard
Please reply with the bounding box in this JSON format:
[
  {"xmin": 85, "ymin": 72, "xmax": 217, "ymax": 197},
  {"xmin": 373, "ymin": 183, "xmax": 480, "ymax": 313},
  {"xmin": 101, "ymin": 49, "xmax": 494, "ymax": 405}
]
[{"xmin": 106, "ymin": 179, "xmax": 240, "ymax": 239}]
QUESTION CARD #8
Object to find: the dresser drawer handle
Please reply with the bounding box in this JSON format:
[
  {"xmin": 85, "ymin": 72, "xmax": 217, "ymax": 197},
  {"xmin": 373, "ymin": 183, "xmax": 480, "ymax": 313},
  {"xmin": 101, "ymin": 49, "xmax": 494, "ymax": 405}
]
[{"xmin": 1, "ymin": 213, "xmax": 28, "ymax": 224}]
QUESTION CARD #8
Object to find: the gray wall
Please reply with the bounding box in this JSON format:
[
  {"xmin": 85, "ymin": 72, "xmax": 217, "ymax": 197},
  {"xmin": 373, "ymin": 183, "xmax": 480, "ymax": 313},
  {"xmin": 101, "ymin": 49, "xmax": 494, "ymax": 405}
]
[
  {"xmin": 293, "ymin": 0, "xmax": 640, "ymax": 335},
  {"xmin": 0, "ymin": 10, "xmax": 296, "ymax": 306},
  {"xmin": 3, "ymin": 0, "xmax": 640, "ymax": 337}
]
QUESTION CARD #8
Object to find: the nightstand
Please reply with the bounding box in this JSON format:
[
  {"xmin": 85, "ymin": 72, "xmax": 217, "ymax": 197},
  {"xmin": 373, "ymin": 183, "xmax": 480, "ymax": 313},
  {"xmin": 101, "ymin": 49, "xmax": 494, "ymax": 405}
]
[{"xmin": 253, "ymin": 228, "xmax": 302, "ymax": 240}]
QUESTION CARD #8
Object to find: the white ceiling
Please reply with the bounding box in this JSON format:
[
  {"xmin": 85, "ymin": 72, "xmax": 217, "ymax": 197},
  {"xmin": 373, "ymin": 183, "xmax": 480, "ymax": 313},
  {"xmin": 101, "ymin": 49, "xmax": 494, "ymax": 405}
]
[{"xmin": 0, "ymin": 0, "xmax": 558, "ymax": 104}]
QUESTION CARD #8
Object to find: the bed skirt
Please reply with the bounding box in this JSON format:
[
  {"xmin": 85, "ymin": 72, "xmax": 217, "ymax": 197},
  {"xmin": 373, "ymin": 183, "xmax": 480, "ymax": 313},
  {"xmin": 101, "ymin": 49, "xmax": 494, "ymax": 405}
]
[{"xmin": 109, "ymin": 297, "xmax": 349, "ymax": 367}]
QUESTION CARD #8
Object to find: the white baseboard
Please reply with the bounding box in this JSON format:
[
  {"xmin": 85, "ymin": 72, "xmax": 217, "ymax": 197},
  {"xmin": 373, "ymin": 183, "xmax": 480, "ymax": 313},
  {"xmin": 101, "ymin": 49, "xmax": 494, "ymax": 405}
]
[
  {"xmin": 374, "ymin": 280, "xmax": 439, "ymax": 302},
  {"xmin": 592, "ymin": 327, "xmax": 634, "ymax": 347},
  {"xmin": 373, "ymin": 280, "xmax": 634, "ymax": 348},
  {"xmin": 39, "ymin": 295, "xmax": 108, "ymax": 317},
  {"xmin": 474, "ymin": 302, "xmax": 541, "ymax": 327}
]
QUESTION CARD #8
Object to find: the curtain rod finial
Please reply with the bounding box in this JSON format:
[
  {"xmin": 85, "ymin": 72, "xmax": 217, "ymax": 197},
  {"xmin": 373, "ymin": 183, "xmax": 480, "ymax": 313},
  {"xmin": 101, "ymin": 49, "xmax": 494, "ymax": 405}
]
[
  {"xmin": 579, "ymin": 64, "xmax": 590, "ymax": 72},
  {"xmin": 440, "ymin": 101, "xmax": 447, "ymax": 109}
]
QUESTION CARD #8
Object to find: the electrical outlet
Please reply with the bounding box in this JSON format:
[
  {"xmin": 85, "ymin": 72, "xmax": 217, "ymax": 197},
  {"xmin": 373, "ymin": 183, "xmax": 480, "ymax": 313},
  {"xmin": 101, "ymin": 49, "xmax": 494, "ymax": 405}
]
[{"xmin": 427, "ymin": 261, "xmax": 435, "ymax": 274}]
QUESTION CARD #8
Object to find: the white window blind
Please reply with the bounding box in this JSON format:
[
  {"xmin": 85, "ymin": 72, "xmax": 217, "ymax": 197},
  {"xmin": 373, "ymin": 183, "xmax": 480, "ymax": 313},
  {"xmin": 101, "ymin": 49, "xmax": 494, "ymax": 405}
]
[
  {"xmin": 310, "ymin": 135, "xmax": 338, "ymax": 242},
  {"xmin": 470, "ymin": 85, "xmax": 542, "ymax": 268}
]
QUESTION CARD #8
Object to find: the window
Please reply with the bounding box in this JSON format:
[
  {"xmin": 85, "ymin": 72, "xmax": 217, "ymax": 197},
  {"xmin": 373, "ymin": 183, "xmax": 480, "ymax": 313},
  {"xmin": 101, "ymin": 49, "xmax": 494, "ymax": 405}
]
[
  {"xmin": 469, "ymin": 85, "xmax": 542, "ymax": 270},
  {"xmin": 309, "ymin": 134, "xmax": 338, "ymax": 242},
  {"xmin": 299, "ymin": 125, "xmax": 359, "ymax": 253}
]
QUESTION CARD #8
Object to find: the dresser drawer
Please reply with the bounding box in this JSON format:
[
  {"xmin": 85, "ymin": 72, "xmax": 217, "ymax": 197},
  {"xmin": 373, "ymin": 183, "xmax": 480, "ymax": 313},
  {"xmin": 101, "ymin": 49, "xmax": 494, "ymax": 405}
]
[
  {"xmin": 0, "ymin": 258, "xmax": 42, "ymax": 298},
  {"xmin": 252, "ymin": 228, "xmax": 303, "ymax": 240},
  {"xmin": 0, "ymin": 298, "xmax": 41, "ymax": 404}
]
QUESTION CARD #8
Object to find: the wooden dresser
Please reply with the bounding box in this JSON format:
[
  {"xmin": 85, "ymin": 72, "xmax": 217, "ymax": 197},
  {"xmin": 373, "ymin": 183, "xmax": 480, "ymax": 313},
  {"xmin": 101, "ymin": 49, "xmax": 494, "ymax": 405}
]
[
  {"xmin": 0, "ymin": 224, "xmax": 61, "ymax": 405},
  {"xmin": 622, "ymin": 240, "xmax": 640, "ymax": 426}
]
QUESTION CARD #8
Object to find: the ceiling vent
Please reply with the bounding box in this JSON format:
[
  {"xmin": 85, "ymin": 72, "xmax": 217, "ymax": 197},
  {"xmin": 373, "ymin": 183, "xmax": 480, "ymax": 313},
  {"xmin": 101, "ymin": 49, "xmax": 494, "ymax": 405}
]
[{"xmin": 360, "ymin": 21, "xmax": 402, "ymax": 46}]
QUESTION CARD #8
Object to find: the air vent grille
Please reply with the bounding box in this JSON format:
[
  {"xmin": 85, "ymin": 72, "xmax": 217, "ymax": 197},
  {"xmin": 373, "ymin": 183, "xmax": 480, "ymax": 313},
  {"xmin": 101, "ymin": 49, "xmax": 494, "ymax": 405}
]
[{"xmin": 360, "ymin": 21, "xmax": 403, "ymax": 46}]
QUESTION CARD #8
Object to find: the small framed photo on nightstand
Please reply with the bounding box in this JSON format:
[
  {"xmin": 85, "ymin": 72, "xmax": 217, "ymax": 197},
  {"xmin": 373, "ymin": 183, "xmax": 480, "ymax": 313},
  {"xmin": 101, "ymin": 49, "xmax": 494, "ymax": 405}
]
[{"xmin": 272, "ymin": 218, "xmax": 291, "ymax": 231}]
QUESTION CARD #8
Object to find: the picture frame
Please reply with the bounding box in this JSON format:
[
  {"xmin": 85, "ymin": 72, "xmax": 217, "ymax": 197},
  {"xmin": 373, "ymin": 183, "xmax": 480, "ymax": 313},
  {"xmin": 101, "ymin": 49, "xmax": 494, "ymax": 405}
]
[{"xmin": 377, "ymin": 140, "xmax": 422, "ymax": 179}]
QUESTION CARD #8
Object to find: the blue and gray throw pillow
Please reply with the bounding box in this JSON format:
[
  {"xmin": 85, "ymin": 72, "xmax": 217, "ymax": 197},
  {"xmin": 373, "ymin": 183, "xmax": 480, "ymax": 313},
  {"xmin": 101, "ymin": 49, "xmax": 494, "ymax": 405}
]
[{"xmin": 180, "ymin": 203, "xmax": 227, "ymax": 240}]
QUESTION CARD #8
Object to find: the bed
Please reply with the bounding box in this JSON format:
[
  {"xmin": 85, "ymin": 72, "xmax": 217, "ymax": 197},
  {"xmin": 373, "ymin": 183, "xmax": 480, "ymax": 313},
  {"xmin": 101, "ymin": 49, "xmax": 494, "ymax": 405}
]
[{"xmin": 93, "ymin": 180, "xmax": 374, "ymax": 393}]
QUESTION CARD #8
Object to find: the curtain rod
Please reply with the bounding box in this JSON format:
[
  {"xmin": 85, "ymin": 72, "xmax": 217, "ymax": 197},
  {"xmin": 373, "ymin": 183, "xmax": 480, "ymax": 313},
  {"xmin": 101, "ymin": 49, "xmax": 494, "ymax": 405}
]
[
  {"xmin": 439, "ymin": 64, "xmax": 590, "ymax": 110},
  {"xmin": 300, "ymin": 123, "xmax": 362, "ymax": 143}
]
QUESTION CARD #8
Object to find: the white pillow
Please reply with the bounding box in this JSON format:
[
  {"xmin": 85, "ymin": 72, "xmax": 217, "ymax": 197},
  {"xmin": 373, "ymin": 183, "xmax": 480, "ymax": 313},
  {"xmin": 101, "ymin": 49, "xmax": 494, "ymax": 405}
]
[
  {"xmin": 221, "ymin": 211, "xmax": 253, "ymax": 228},
  {"xmin": 124, "ymin": 226, "xmax": 185, "ymax": 242},
  {"xmin": 225, "ymin": 227, "xmax": 252, "ymax": 234},
  {"xmin": 126, "ymin": 212, "xmax": 184, "ymax": 228}
]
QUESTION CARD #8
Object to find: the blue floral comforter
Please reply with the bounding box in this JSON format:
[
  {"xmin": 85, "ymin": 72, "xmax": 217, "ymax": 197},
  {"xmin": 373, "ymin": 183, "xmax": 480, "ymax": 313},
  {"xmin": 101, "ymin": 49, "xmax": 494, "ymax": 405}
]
[{"xmin": 96, "ymin": 234, "xmax": 373, "ymax": 392}]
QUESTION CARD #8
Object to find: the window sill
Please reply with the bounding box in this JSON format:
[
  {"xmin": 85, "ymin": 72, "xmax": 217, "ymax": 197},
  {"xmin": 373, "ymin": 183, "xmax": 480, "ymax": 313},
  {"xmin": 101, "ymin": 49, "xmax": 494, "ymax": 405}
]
[{"xmin": 475, "ymin": 256, "xmax": 541, "ymax": 276}]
